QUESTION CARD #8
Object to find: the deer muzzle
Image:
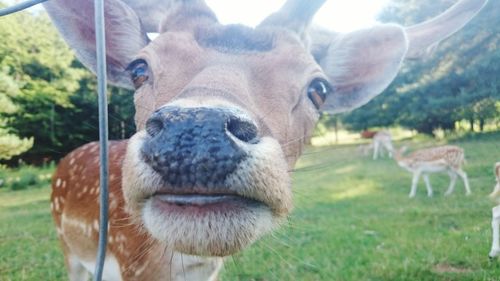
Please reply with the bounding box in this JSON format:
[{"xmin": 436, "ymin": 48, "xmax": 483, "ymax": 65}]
[{"xmin": 121, "ymin": 104, "xmax": 292, "ymax": 256}]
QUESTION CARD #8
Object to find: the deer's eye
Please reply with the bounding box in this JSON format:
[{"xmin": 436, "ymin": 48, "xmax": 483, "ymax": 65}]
[
  {"xmin": 307, "ymin": 78, "xmax": 332, "ymax": 110},
  {"xmin": 126, "ymin": 59, "xmax": 149, "ymax": 89}
]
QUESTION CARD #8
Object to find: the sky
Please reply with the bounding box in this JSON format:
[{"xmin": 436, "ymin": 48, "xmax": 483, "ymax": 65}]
[
  {"xmin": 206, "ymin": 0, "xmax": 391, "ymax": 32},
  {"xmin": 3, "ymin": 0, "xmax": 391, "ymax": 33}
]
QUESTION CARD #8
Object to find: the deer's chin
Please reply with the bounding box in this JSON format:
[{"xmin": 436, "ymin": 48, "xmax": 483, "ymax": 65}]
[{"xmin": 142, "ymin": 195, "xmax": 275, "ymax": 256}]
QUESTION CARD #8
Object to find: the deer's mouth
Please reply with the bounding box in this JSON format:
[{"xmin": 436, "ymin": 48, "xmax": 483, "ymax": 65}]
[
  {"xmin": 151, "ymin": 192, "xmax": 264, "ymax": 210},
  {"xmin": 142, "ymin": 189, "xmax": 274, "ymax": 256}
]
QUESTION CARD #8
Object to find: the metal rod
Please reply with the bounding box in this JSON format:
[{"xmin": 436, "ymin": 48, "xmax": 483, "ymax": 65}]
[
  {"xmin": 0, "ymin": 0, "xmax": 48, "ymax": 16},
  {"xmin": 0, "ymin": 1, "xmax": 110, "ymax": 280},
  {"xmin": 93, "ymin": 0, "xmax": 109, "ymax": 280}
]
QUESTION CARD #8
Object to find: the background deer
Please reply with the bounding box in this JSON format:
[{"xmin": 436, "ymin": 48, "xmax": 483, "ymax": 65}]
[
  {"xmin": 43, "ymin": 0, "xmax": 486, "ymax": 279},
  {"xmin": 488, "ymin": 162, "xmax": 500, "ymax": 259},
  {"xmin": 393, "ymin": 145, "xmax": 471, "ymax": 198},
  {"xmin": 372, "ymin": 130, "xmax": 393, "ymax": 160}
]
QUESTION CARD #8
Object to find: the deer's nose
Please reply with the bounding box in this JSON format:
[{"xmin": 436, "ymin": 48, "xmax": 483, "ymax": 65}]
[{"xmin": 141, "ymin": 107, "xmax": 259, "ymax": 187}]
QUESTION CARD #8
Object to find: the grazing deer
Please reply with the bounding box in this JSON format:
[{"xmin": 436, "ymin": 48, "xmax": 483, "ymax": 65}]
[
  {"xmin": 372, "ymin": 130, "xmax": 393, "ymax": 160},
  {"xmin": 44, "ymin": 0, "xmax": 486, "ymax": 279},
  {"xmin": 393, "ymin": 145, "xmax": 471, "ymax": 198},
  {"xmin": 488, "ymin": 163, "xmax": 500, "ymax": 259},
  {"xmin": 361, "ymin": 130, "xmax": 378, "ymax": 139}
]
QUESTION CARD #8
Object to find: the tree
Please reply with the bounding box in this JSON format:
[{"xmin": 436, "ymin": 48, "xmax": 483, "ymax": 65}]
[
  {"xmin": 0, "ymin": 52, "xmax": 33, "ymax": 159},
  {"xmin": 0, "ymin": 7, "xmax": 136, "ymax": 163}
]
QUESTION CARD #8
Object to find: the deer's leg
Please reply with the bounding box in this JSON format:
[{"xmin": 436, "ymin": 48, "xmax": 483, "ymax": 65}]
[
  {"xmin": 61, "ymin": 241, "xmax": 89, "ymax": 281},
  {"xmin": 409, "ymin": 170, "xmax": 421, "ymax": 198},
  {"xmin": 384, "ymin": 142, "xmax": 393, "ymax": 158},
  {"xmin": 373, "ymin": 141, "xmax": 379, "ymax": 160},
  {"xmin": 422, "ymin": 174, "xmax": 433, "ymax": 197},
  {"xmin": 456, "ymin": 168, "xmax": 471, "ymax": 195},
  {"xmin": 490, "ymin": 206, "xmax": 500, "ymax": 259},
  {"xmin": 444, "ymin": 171, "xmax": 458, "ymax": 196},
  {"xmin": 68, "ymin": 257, "xmax": 89, "ymax": 281}
]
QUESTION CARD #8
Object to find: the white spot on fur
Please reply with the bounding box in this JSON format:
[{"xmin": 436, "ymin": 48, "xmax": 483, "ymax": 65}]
[
  {"xmin": 55, "ymin": 178, "xmax": 61, "ymax": 187},
  {"xmin": 54, "ymin": 197, "xmax": 60, "ymax": 211},
  {"xmin": 62, "ymin": 214, "xmax": 90, "ymax": 237}
]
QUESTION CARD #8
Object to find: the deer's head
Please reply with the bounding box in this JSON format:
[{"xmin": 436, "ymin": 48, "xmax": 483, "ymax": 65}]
[{"xmin": 44, "ymin": 0, "xmax": 487, "ymax": 256}]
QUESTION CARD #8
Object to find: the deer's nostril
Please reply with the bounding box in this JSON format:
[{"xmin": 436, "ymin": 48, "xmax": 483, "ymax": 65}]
[
  {"xmin": 146, "ymin": 115, "xmax": 164, "ymax": 137},
  {"xmin": 226, "ymin": 116, "xmax": 258, "ymax": 144}
]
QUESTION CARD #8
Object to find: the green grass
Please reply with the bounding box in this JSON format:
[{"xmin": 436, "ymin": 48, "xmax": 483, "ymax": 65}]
[
  {"xmin": 220, "ymin": 132, "xmax": 500, "ymax": 281},
  {"xmin": 0, "ymin": 133, "xmax": 499, "ymax": 280},
  {"xmin": 0, "ymin": 187, "xmax": 64, "ymax": 280}
]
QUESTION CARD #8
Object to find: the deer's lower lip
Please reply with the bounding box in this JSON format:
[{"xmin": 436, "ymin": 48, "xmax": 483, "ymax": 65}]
[
  {"xmin": 156, "ymin": 194, "xmax": 239, "ymax": 206},
  {"xmin": 152, "ymin": 193, "xmax": 262, "ymax": 208}
]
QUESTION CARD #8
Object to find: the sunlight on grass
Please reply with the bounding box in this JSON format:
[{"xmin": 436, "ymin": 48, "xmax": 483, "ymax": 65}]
[
  {"xmin": 311, "ymin": 130, "xmax": 361, "ymax": 146},
  {"xmin": 311, "ymin": 128, "xmax": 416, "ymax": 146},
  {"xmin": 0, "ymin": 188, "xmax": 50, "ymax": 208},
  {"xmin": 333, "ymin": 165, "xmax": 356, "ymax": 175},
  {"xmin": 330, "ymin": 181, "xmax": 377, "ymax": 201}
]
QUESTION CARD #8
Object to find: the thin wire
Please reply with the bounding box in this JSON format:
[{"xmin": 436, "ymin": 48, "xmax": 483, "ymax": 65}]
[
  {"xmin": 0, "ymin": 1, "xmax": 109, "ymax": 280},
  {"xmin": 93, "ymin": 0, "xmax": 109, "ymax": 279},
  {"xmin": 0, "ymin": 0, "xmax": 48, "ymax": 16}
]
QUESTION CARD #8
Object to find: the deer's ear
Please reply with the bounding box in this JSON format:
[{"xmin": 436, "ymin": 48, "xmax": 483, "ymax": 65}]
[
  {"xmin": 318, "ymin": 24, "xmax": 408, "ymax": 114},
  {"xmin": 44, "ymin": 0, "xmax": 149, "ymax": 89}
]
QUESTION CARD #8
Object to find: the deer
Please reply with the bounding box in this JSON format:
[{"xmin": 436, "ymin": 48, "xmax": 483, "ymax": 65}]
[
  {"xmin": 393, "ymin": 145, "xmax": 471, "ymax": 198},
  {"xmin": 372, "ymin": 130, "xmax": 394, "ymax": 160},
  {"xmin": 43, "ymin": 0, "xmax": 487, "ymax": 279},
  {"xmin": 488, "ymin": 162, "xmax": 500, "ymax": 259}
]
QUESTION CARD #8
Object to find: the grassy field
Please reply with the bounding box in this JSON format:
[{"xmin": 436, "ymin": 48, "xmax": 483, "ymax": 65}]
[{"xmin": 1, "ymin": 132, "xmax": 499, "ymax": 280}]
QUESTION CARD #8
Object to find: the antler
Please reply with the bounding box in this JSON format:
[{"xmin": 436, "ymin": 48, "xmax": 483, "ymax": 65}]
[{"xmin": 405, "ymin": 0, "xmax": 488, "ymax": 59}]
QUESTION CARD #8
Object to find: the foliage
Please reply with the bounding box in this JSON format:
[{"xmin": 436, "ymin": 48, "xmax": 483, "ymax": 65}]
[
  {"xmin": 341, "ymin": 0, "xmax": 500, "ymax": 135},
  {"xmin": 0, "ymin": 6, "xmax": 82, "ymax": 161},
  {"xmin": 0, "ymin": 128, "xmax": 33, "ymax": 160},
  {"xmin": 0, "ymin": 6, "xmax": 136, "ymax": 164},
  {"xmin": 0, "ymin": 164, "xmax": 52, "ymax": 190}
]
